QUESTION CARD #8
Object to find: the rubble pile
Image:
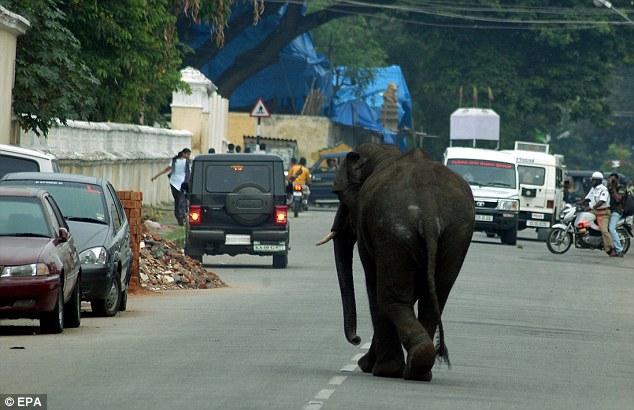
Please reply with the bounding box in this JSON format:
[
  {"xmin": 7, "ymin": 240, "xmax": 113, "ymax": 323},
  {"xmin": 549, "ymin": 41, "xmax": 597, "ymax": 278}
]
[{"xmin": 139, "ymin": 233, "xmax": 226, "ymax": 291}]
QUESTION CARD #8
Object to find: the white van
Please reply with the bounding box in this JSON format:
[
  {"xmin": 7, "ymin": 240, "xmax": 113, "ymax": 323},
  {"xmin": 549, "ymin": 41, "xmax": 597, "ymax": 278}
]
[
  {"xmin": 503, "ymin": 142, "xmax": 565, "ymax": 238},
  {"xmin": 0, "ymin": 144, "xmax": 59, "ymax": 179},
  {"xmin": 445, "ymin": 147, "xmax": 520, "ymax": 245}
]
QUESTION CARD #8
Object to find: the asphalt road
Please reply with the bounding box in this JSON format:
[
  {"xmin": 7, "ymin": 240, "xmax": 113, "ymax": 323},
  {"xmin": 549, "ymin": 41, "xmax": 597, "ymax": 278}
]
[{"xmin": 1, "ymin": 209, "xmax": 633, "ymax": 410}]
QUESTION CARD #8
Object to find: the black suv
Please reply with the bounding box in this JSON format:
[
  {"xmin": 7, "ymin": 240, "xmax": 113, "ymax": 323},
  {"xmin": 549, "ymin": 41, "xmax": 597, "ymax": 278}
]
[{"xmin": 185, "ymin": 154, "xmax": 290, "ymax": 268}]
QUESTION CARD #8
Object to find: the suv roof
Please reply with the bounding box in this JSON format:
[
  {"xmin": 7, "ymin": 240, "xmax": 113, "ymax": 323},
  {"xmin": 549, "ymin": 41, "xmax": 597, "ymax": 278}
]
[
  {"xmin": 1, "ymin": 172, "xmax": 103, "ymax": 185},
  {"xmin": 0, "ymin": 144, "xmax": 56, "ymax": 160},
  {"xmin": 196, "ymin": 153, "xmax": 283, "ymax": 163}
]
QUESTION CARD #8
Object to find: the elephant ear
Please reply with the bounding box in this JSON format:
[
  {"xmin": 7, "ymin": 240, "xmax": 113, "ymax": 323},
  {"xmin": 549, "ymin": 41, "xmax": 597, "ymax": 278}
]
[{"xmin": 333, "ymin": 151, "xmax": 367, "ymax": 193}]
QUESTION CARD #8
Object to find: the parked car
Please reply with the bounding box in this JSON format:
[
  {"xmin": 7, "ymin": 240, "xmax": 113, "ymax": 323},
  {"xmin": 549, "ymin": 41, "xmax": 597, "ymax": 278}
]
[
  {"xmin": 0, "ymin": 144, "xmax": 59, "ymax": 180},
  {"xmin": 309, "ymin": 152, "xmax": 349, "ymax": 206},
  {"xmin": 0, "ymin": 187, "xmax": 81, "ymax": 333},
  {"xmin": 0, "ymin": 173, "xmax": 132, "ymax": 316},
  {"xmin": 185, "ymin": 153, "xmax": 290, "ymax": 268}
]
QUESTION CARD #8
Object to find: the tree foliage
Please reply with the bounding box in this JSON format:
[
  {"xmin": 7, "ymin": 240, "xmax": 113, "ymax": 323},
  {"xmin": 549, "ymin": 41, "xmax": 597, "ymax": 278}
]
[
  {"xmin": 1, "ymin": 0, "xmax": 97, "ymax": 135},
  {"xmin": 62, "ymin": 0, "xmax": 184, "ymax": 125}
]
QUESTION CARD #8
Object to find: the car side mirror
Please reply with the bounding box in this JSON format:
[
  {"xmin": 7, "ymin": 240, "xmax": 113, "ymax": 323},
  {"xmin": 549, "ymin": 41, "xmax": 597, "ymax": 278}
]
[{"xmin": 58, "ymin": 227, "xmax": 70, "ymax": 243}]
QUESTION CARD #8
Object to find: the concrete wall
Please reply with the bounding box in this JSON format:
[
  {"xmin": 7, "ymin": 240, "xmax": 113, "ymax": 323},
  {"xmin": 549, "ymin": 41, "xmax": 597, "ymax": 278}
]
[
  {"xmin": 19, "ymin": 121, "xmax": 192, "ymax": 205},
  {"xmin": 228, "ymin": 113, "xmax": 336, "ymax": 162},
  {"xmin": 0, "ymin": 7, "xmax": 29, "ymax": 144}
]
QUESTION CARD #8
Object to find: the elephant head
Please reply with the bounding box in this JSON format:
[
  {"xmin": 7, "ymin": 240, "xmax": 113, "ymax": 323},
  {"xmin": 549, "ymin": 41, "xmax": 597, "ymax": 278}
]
[{"xmin": 323, "ymin": 144, "xmax": 401, "ymax": 346}]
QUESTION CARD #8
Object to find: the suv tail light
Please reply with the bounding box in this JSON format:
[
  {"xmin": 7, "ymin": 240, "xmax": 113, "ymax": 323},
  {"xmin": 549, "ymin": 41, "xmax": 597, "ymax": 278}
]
[
  {"xmin": 274, "ymin": 205, "xmax": 288, "ymax": 226},
  {"xmin": 189, "ymin": 205, "xmax": 203, "ymax": 225}
]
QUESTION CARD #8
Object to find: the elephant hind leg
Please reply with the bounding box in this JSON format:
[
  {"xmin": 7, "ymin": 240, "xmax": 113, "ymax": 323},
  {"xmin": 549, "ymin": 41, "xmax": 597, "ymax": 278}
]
[{"xmin": 376, "ymin": 256, "xmax": 435, "ymax": 381}]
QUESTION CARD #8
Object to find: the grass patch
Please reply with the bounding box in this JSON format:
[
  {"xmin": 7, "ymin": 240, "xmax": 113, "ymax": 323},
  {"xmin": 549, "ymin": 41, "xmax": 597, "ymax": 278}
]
[{"xmin": 161, "ymin": 226, "xmax": 186, "ymax": 248}]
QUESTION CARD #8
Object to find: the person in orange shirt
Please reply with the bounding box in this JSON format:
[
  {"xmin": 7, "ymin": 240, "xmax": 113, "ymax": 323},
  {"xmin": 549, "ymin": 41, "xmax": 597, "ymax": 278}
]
[{"xmin": 288, "ymin": 157, "xmax": 311, "ymax": 207}]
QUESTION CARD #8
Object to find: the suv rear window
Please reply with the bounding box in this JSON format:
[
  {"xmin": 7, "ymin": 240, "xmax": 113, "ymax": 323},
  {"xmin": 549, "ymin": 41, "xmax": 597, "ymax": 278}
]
[
  {"xmin": 0, "ymin": 155, "xmax": 40, "ymax": 179},
  {"xmin": 205, "ymin": 164, "xmax": 271, "ymax": 193}
]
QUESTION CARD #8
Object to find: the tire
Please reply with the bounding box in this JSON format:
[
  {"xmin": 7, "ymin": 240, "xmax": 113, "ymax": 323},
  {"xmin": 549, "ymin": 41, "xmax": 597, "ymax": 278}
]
[
  {"xmin": 91, "ymin": 275, "xmax": 121, "ymax": 317},
  {"xmin": 546, "ymin": 227, "xmax": 573, "ymax": 254},
  {"xmin": 63, "ymin": 275, "xmax": 81, "ymax": 328},
  {"xmin": 273, "ymin": 253, "xmax": 288, "ymax": 269},
  {"xmin": 618, "ymin": 229, "xmax": 631, "ymax": 254},
  {"xmin": 293, "ymin": 201, "xmax": 300, "ymax": 218},
  {"xmin": 41, "ymin": 286, "xmax": 64, "ymax": 334},
  {"xmin": 500, "ymin": 226, "xmax": 517, "ymax": 246}
]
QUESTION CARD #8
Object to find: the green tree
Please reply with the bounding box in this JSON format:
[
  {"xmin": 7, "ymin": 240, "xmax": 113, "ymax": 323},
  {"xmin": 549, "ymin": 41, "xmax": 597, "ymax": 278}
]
[
  {"xmin": 63, "ymin": 0, "xmax": 184, "ymax": 125},
  {"xmin": 1, "ymin": 0, "xmax": 97, "ymax": 135}
]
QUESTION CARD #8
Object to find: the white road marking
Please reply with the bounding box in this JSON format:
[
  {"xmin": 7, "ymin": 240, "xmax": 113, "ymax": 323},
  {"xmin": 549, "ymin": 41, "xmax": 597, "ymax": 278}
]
[
  {"xmin": 303, "ymin": 401, "xmax": 323, "ymax": 410},
  {"xmin": 314, "ymin": 389, "xmax": 335, "ymax": 400},
  {"xmin": 328, "ymin": 376, "xmax": 347, "ymax": 385},
  {"xmin": 361, "ymin": 342, "xmax": 372, "ymax": 350},
  {"xmin": 340, "ymin": 364, "xmax": 358, "ymax": 372},
  {"xmin": 352, "ymin": 353, "xmax": 365, "ymax": 362}
]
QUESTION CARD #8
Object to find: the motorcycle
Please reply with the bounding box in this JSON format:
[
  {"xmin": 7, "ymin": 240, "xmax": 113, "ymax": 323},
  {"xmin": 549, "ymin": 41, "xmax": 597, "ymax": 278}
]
[
  {"xmin": 291, "ymin": 183, "xmax": 309, "ymax": 217},
  {"xmin": 546, "ymin": 204, "xmax": 633, "ymax": 254}
]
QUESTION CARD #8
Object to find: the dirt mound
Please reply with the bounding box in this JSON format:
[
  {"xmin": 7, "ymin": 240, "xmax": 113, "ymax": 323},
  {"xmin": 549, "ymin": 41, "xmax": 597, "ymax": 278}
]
[{"xmin": 139, "ymin": 233, "xmax": 226, "ymax": 291}]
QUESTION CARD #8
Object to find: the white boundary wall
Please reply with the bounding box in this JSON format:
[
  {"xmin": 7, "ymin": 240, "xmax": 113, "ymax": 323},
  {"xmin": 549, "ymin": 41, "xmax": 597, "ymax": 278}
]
[{"xmin": 19, "ymin": 120, "xmax": 192, "ymax": 205}]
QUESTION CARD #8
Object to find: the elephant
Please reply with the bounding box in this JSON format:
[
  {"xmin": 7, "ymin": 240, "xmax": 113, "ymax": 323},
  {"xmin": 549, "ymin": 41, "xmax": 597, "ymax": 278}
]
[{"xmin": 317, "ymin": 143, "xmax": 475, "ymax": 381}]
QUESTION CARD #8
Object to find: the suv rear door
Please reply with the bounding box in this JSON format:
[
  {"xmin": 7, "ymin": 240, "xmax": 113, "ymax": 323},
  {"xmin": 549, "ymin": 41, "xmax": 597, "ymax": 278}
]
[{"xmin": 196, "ymin": 160, "xmax": 284, "ymax": 230}]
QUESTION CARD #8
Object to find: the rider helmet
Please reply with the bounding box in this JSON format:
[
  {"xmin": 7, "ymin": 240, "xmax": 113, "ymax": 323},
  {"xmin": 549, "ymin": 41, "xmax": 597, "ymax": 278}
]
[{"xmin": 591, "ymin": 171, "xmax": 604, "ymax": 180}]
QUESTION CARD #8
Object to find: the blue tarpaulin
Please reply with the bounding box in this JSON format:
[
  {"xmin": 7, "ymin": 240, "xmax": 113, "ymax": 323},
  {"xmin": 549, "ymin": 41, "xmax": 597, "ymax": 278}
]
[
  {"xmin": 186, "ymin": 4, "xmax": 333, "ymax": 112},
  {"xmin": 329, "ymin": 65, "xmax": 413, "ymax": 138}
]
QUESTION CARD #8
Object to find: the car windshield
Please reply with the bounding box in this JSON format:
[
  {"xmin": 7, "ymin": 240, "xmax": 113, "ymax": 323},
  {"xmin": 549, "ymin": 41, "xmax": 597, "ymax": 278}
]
[
  {"xmin": 1, "ymin": 180, "xmax": 109, "ymax": 224},
  {"xmin": 0, "ymin": 197, "xmax": 50, "ymax": 237},
  {"xmin": 447, "ymin": 159, "xmax": 517, "ymax": 189},
  {"xmin": 205, "ymin": 163, "xmax": 271, "ymax": 193}
]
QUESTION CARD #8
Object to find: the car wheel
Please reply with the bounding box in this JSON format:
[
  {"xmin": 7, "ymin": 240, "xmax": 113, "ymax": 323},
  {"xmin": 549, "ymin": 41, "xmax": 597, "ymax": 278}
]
[
  {"xmin": 63, "ymin": 275, "xmax": 81, "ymax": 328},
  {"xmin": 119, "ymin": 264, "xmax": 131, "ymax": 312},
  {"xmin": 273, "ymin": 253, "xmax": 288, "ymax": 269},
  {"xmin": 91, "ymin": 275, "xmax": 121, "ymax": 317},
  {"xmin": 41, "ymin": 287, "xmax": 64, "ymax": 334}
]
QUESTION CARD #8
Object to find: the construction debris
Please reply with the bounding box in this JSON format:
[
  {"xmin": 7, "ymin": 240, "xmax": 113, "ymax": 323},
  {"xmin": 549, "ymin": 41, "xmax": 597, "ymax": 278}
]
[{"xmin": 139, "ymin": 233, "xmax": 226, "ymax": 291}]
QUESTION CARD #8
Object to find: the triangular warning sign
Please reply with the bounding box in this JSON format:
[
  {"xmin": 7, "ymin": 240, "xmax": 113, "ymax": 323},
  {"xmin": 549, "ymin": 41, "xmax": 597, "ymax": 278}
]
[{"xmin": 250, "ymin": 98, "xmax": 271, "ymax": 118}]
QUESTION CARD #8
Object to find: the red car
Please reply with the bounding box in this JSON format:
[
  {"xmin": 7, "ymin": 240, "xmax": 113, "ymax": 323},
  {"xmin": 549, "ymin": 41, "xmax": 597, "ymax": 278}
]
[{"xmin": 0, "ymin": 187, "xmax": 81, "ymax": 333}]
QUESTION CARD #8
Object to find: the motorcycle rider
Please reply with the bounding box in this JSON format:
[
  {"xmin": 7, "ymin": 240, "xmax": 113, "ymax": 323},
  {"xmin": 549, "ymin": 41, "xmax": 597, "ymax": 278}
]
[
  {"xmin": 288, "ymin": 157, "xmax": 311, "ymax": 206},
  {"xmin": 584, "ymin": 171, "xmax": 613, "ymax": 254},
  {"xmin": 608, "ymin": 173, "xmax": 626, "ymax": 257}
]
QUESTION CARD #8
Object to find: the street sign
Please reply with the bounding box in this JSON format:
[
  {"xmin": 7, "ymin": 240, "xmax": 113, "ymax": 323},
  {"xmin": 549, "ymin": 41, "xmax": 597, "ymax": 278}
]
[{"xmin": 250, "ymin": 98, "xmax": 271, "ymax": 118}]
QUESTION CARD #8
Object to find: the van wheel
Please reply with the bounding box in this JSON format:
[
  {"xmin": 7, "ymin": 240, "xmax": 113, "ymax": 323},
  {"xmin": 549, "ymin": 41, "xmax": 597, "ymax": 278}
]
[
  {"xmin": 273, "ymin": 253, "xmax": 288, "ymax": 269},
  {"xmin": 500, "ymin": 227, "xmax": 517, "ymax": 246}
]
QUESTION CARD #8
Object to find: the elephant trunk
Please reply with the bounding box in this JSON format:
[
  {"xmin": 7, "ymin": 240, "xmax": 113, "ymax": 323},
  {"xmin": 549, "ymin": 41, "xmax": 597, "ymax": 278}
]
[{"xmin": 333, "ymin": 232, "xmax": 361, "ymax": 346}]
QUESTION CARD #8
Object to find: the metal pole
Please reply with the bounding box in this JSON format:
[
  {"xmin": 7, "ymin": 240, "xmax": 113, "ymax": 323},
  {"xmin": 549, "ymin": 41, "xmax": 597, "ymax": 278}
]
[{"xmin": 256, "ymin": 117, "xmax": 261, "ymax": 152}]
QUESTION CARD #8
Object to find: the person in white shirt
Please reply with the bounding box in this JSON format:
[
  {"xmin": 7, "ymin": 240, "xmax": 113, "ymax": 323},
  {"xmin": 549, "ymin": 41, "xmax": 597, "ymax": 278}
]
[
  {"xmin": 584, "ymin": 171, "xmax": 612, "ymax": 253},
  {"xmin": 151, "ymin": 148, "xmax": 192, "ymax": 225}
]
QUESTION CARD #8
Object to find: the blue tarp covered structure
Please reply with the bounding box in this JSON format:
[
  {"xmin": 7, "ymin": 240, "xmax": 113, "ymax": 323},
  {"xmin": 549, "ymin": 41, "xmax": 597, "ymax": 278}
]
[
  {"xmin": 329, "ymin": 65, "xmax": 412, "ymax": 146},
  {"xmin": 185, "ymin": 4, "xmax": 413, "ymax": 147},
  {"xmin": 186, "ymin": 4, "xmax": 333, "ymax": 112}
]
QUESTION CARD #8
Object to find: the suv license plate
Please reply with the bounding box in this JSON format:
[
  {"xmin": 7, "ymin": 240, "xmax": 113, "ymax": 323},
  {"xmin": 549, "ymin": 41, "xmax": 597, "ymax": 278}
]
[
  {"xmin": 475, "ymin": 214, "xmax": 493, "ymax": 222},
  {"xmin": 253, "ymin": 242, "xmax": 286, "ymax": 252}
]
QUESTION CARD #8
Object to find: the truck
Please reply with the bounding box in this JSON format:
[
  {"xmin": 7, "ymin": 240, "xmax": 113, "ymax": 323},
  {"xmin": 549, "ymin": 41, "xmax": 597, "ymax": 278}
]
[{"xmin": 503, "ymin": 142, "xmax": 565, "ymax": 241}]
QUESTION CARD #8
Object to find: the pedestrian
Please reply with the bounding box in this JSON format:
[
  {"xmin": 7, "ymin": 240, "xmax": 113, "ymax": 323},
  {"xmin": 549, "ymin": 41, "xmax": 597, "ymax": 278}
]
[
  {"xmin": 151, "ymin": 148, "xmax": 192, "ymax": 226},
  {"xmin": 208, "ymin": 148, "xmax": 215, "ymax": 154},
  {"xmin": 227, "ymin": 143, "xmax": 235, "ymax": 153},
  {"xmin": 584, "ymin": 171, "xmax": 613, "ymax": 255},
  {"xmin": 607, "ymin": 173, "xmax": 626, "ymax": 257},
  {"xmin": 235, "ymin": 145, "xmax": 242, "ymax": 153}
]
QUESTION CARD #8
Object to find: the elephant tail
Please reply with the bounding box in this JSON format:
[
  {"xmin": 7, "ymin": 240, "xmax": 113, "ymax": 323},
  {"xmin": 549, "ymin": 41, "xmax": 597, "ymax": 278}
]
[{"xmin": 423, "ymin": 228, "xmax": 451, "ymax": 368}]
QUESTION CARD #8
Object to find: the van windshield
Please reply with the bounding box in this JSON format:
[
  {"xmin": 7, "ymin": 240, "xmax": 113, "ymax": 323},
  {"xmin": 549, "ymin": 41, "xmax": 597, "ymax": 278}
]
[
  {"xmin": 447, "ymin": 159, "xmax": 517, "ymax": 189},
  {"xmin": 518, "ymin": 165, "xmax": 546, "ymax": 186}
]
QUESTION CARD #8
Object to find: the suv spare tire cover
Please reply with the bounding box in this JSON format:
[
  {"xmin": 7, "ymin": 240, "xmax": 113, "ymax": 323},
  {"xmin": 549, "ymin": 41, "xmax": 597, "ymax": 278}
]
[{"xmin": 225, "ymin": 183, "xmax": 273, "ymax": 226}]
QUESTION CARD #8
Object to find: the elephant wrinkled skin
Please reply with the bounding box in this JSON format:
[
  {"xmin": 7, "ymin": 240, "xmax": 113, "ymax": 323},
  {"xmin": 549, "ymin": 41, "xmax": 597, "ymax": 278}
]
[{"xmin": 326, "ymin": 143, "xmax": 475, "ymax": 382}]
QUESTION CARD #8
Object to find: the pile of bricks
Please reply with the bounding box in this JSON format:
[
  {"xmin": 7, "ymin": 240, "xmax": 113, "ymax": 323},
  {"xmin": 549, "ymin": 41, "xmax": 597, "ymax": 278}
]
[{"xmin": 117, "ymin": 191, "xmax": 143, "ymax": 290}]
